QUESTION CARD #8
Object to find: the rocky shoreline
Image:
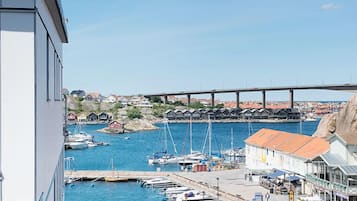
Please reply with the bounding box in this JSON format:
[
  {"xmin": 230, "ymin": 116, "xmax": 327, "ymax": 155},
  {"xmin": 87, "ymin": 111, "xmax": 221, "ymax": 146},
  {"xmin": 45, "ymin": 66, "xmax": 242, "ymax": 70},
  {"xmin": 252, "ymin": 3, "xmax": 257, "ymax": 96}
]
[{"xmin": 97, "ymin": 119, "xmax": 159, "ymax": 134}]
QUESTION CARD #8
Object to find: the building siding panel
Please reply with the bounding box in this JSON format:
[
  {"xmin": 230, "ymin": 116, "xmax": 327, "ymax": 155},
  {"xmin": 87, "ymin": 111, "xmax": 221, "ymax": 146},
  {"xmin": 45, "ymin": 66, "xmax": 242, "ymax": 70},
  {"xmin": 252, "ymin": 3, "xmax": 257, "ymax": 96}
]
[{"xmin": 1, "ymin": 12, "xmax": 36, "ymax": 201}]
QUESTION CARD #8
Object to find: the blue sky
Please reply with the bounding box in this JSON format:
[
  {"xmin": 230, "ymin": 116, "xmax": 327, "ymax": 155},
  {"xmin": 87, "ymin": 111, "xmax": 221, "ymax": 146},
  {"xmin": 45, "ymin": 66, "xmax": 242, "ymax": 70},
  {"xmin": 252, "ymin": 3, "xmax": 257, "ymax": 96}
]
[{"xmin": 61, "ymin": 0, "xmax": 357, "ymax": 101}]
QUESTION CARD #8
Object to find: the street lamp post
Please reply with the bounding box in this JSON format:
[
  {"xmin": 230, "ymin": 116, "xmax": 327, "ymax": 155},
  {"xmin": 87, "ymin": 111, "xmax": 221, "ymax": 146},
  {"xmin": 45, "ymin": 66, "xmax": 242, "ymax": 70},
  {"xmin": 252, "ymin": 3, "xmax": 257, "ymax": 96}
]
[{"xmin": 216, "ymin": 177, "xmax": 220, "ymax": 201}]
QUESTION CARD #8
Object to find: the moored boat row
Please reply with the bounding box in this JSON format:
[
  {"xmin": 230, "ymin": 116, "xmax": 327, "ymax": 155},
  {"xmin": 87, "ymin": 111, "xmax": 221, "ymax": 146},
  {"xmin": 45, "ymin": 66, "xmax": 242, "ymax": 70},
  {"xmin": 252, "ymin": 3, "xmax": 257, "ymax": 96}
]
[{"xmin": 140, "ymin": 177, "xmax": 214, "ymax": 201}]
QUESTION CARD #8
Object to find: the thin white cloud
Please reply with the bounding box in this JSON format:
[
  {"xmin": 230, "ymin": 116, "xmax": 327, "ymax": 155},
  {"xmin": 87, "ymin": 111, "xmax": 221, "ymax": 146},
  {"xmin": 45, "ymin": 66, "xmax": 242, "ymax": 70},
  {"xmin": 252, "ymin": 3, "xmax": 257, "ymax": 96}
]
[{"xmin": 320, "ymin": 3, "xmax": 341, "ymax": 11}]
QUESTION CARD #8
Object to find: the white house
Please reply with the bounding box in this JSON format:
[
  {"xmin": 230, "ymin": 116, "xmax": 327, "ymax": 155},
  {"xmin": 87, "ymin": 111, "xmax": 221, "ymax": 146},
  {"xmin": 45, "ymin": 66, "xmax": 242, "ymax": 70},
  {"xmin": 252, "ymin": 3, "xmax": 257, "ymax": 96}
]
[
  {"xmin": 103, "ymin": 95, "xmax": 118, "ymax": 103},
  {"xmin": 0, "ymin": 1, "xmax": 68, "ymax": 201},
  {"xmin": 245, "ymin": 128, "xmax": 329, "ymax": 176},
  {"xmin": 306, "ymin": 134, "xmax": 357, "ymax": 201}
]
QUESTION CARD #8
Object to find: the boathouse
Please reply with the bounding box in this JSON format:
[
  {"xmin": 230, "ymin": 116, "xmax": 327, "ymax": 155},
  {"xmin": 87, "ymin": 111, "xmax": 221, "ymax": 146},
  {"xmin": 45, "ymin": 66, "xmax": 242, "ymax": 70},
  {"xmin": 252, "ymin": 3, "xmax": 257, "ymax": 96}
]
[
  {"xmin": 175, "ymin": 110, "xmax": 184, "ymax": 120},
  {"xmin": 182, "ymin": 110, "xmax": 191, "ymax": 120},
  {"xmin": 191, "ymin": 109, "xmax": 201, "ymax": 120},
  {"xmin": 67, "ymin": 112, "xmax": 77, "ymax": 122},
  {"xmin": 257, "ymin": 108, "xmax": 270, "ymax": 119},
  {"xmin": 165, "ymin": 110, "xmax": 176, "ymax": 120},
  {"xmin": 87, "ymin": 112, "xmax": 99, "ymax": 122},
  {"xmin": 108, "ymin": 121, "xmax": 124, "ymax": 130},
  {"xmin": 99, "ymin": 112, "xmax": 110, "ymax": 122}
]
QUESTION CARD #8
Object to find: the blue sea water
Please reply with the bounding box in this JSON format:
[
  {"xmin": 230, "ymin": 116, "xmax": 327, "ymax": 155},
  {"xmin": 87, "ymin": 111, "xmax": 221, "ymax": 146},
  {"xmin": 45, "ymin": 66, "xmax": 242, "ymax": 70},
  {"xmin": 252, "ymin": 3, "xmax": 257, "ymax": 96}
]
[
  {"xmin": 65, "ymin": 121, "xmax": 319, "ymax": 200},
  {"xmin": 65, "ymin": 181, "xmax": 165, "ymax": 201}
]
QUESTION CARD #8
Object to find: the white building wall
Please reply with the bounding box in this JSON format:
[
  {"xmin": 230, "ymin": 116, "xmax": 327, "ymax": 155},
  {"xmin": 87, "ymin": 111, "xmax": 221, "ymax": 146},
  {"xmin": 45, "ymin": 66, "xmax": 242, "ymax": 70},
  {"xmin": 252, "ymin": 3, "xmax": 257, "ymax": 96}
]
[
  {"xmin": 35, "ymin": 12, "xmax": 64, "ymax": 201},
  {"xmin": 1, "ymin": 11, "xmax": 36, "ymax": 201},
  {"xmin": 329, "ymin": 136, "xmax": 357, "ymax": 165},
  {"xmin": 246, "ymin": 144, "xmax": 308, "ymax": 176},
  {"xmin": 1, "ymin": 1, "xmax": 66, "ymax": 200},
  {"xmin": 347, "ymin": 145, "xmax": 357, "ymax": 165},
  {"xmin": 1, "ymin": 0, "xmax": 34, "ymax": 8},
  {"xmin": 330, "ymin": 138, "xmax": 348, "ymax": 161},
  {"xmin": 36, "ymin": 0, "xmax": 63, "ymax": 58}
]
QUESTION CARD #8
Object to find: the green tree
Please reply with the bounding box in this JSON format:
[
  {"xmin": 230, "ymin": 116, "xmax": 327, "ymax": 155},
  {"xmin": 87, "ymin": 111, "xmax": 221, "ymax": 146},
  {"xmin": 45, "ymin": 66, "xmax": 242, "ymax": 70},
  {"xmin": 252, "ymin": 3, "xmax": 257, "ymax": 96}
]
[
  {"xmin": 110, "ymin": 102, "xmax": 123, "ymax": 113},
  {"xmin": 215, "ymin": 103, "xmax": 224, "ymax": 109},
  {"xmin": 152, "ymin": 104, "xmax": 175, "ymax": 118},
  {"xmin": 75, "ymin": 97, "xmax": 83, "ymax": 113},
  {"xmin": 127, "ymin": 107, "xmax": 142, "ymax": 119},
  {"xmin": 96, "ymin": 102, "xmax": 102, "ymax": 113},
  {"xmin": 189, "ymin": 102, "xmax": 205, "ymax": 109},
  {"xmin": 172, "ymin": 100, "xmax": 185, "ymax": 106},
  {"xmin": 149, "ymin": 96, "xmax": 162, "ymax": 103}
]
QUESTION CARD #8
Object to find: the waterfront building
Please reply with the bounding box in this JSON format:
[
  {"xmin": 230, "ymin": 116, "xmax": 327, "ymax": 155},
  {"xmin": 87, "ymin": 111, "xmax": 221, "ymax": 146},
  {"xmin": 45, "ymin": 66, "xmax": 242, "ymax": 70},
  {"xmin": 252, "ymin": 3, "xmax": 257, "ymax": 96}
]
[
  {"xmin": 98, "ymin": 112, "xmax": 111, "ymax": 122},
  {"xmin": 67, "ymin": 112, "xmax": 78, "ymax": 122},
  {"xmin": 77, "ymin": 113, "xmax": 87, "ymax": 122},
  {"xmin": 165, "ymin": 110, "xmax": 176, "ymax": 120},
  {"xmin": 191, "ymin": 109, "xmax": 201, "ymax": 120},
  {"xmin": 87, "ymin": 112, "xmax": 99, "ymax": 122},
  {"xmin": 0, "ymin": 0, "xmax": 68, "ymax": 200},
  {"xmin": 108, "ymin": 121, "xmax": 124, "ymax": 132},
  {"xmin": 245, "ymin": 129, "xmax": 329, "ymax": 195},
  {"xmin": 182, "ymin": 110, "xmax": 191, "ymax": 119},
  {"xmin": 245, "ymin": 129, "xmax": 329, "ymax": 175},
  {"xmin": 305, "ymin": 134, "xmax": 357, "ymax": 201}
]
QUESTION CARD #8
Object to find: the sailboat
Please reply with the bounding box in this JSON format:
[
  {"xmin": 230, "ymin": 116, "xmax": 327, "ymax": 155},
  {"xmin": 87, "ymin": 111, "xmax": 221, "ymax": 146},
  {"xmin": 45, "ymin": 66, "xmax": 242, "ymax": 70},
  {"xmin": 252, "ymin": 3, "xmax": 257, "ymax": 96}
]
[
  {"xmin": 179, "ymin": 117, "xmax": 205, "ymax": 166},
  {"xmin": 224, "ymin": 128, "xmax": 236, "ymax": 157},
  {"xmin": 148, "ymin": 119, "xmax": 181, "ymax": 165},
  {"xmin": 104, "ymin": 158, "xmax": 128, "ymax": 182}
]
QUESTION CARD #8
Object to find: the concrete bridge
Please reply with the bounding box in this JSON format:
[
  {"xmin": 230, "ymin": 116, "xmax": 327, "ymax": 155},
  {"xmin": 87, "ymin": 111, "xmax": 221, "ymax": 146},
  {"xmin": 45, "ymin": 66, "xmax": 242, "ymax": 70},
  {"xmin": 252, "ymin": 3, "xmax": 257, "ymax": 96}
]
[{"xmin": 143, "ymin": 83, "xmax": 357, "ymax": 108}]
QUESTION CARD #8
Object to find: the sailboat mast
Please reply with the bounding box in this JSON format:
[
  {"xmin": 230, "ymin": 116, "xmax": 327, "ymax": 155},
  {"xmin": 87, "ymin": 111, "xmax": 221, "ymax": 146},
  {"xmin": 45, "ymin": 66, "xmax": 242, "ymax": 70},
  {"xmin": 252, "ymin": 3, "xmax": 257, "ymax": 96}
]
[
  {"xmin": 190, "ymin": 116, "xmax": 193, "ymax": 154},
  {"xmin": 111, "ymin": 158, "xmax": 114, "ymax": 177},
  {"xmin": 231, "ymin": 128, "xmax": 234, "ymax": 151},
  {"xmin": 208, "ymin": 115, "xmax": 212, "ymax": 158},
  {"xmin": 299, "ymin": 110, "xmax": 303, "ymax": 134},
  {"xmin": 164, "ymin": 120, "xmax": 168, "ymax": 152}
]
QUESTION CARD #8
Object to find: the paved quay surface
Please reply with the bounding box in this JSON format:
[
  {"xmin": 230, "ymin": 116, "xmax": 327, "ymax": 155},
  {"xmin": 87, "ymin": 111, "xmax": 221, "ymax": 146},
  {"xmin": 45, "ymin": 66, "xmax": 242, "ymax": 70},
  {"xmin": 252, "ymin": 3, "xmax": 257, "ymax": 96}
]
[
  {"xmin": 173, "ymin": 169, "xmax": 289, "ymax": 201},
  {"xmin": 65, "ymin": 169, "xmax": 291, "ymax": 201}
]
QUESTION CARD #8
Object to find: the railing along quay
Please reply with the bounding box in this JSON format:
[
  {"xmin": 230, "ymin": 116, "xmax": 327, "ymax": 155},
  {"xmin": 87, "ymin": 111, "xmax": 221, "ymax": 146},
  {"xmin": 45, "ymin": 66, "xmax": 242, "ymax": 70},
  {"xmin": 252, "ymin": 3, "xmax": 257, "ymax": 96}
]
[{"xmin": 65, "ymin": 170, "xmax": 171, "ymax": 181}]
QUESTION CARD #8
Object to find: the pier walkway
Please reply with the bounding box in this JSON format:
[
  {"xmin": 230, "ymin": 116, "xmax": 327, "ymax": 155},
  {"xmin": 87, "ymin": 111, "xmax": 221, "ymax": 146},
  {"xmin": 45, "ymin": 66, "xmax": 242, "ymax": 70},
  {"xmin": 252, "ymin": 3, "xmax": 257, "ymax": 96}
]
[
  {"xmin": 65, "ymin": 170, "xmax": 247, "ymax": 201},
  {"xmin": 65, "ymin": 170, "xmax": 170, "ymax": 180},
  {"xmin": 65, "ymin": 170, "xmax": 291, "ymax": 201}
]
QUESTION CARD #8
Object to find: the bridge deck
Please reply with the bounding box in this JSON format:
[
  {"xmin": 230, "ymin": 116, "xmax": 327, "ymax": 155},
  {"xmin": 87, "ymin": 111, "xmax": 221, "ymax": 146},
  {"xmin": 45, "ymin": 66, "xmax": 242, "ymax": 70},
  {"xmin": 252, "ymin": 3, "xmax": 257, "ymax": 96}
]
[{"xmin": 142, "ymin": 83, "xmax": 357, "ymax": 96}]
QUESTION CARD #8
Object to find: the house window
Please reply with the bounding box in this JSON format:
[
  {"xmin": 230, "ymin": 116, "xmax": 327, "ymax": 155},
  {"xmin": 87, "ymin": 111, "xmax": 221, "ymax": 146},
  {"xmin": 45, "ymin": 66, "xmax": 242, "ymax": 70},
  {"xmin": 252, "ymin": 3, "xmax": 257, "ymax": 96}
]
[
  {"xmin": 46, "ymin": 35, "xmax": 50, "ymax": 101},
  {"xmin": 54, "ymin": 53, "xmax": 62, "ymax": 101},
  {"xmin": 47, "ymin": 37, "xmax": 55, "ymax": 101}
]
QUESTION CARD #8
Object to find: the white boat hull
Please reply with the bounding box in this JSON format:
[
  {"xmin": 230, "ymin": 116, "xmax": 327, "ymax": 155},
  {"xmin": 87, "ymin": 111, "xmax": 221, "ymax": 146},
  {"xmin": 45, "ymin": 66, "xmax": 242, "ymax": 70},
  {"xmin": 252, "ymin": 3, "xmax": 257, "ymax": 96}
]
[{"xmin": 68, "ymin": 142, "xmax": 88, "ymax": 150}]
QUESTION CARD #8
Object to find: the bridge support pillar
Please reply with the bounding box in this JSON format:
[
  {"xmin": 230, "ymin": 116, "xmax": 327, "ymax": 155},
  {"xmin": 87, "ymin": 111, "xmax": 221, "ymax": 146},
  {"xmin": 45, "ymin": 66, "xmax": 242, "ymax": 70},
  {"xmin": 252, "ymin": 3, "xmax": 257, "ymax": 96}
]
[
  {"xmin": 236, "ymin": 91, "xmax": 240, "ymax": 108},
  {"xmin": 163, "ymin": 96, "xmax": 168, "ymax": 104},
  {"xmin": 289, "ymin": 89, "xmax": 294, "ymax": 108},
  {"xmin": 262, "ymin": 90, "xmax": 266, "ymax": 108},
  {"xmin": 211, "ymin": 93, "xmax": 215, "ymax": 107},
  {"xmin": 187, "ymin": 94, "xmax": 191, "ymax": 106}
]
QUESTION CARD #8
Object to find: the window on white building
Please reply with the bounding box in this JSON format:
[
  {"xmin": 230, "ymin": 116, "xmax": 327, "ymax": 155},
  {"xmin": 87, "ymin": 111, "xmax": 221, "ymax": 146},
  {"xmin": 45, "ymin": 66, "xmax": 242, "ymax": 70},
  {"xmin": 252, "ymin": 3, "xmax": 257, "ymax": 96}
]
[
  {"xmin": 47, "ymin": 36, "xmax": 55, "ymax": 101},
  {"xmin": 54, "ymin": 53, "xmax": 62, "ymax": 101}
]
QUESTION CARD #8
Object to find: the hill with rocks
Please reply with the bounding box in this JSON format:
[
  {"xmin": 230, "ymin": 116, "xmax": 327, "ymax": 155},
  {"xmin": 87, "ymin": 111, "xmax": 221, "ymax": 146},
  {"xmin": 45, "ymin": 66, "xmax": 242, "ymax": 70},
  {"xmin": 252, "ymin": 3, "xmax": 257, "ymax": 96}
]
[{"xmin": 313, "ymin": 96, "xmax": 357, "ymax": 141}]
